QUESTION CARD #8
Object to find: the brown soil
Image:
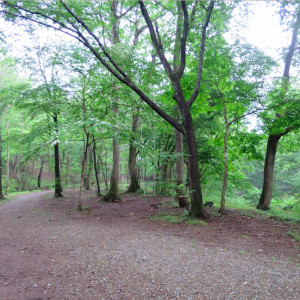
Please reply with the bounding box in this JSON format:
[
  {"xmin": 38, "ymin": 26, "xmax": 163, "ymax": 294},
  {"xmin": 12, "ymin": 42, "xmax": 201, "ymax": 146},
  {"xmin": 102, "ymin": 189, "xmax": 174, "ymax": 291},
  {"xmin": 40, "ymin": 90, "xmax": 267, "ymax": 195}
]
[{"xmin": 0, "ymin": 189, "xmax": 299, "ymax": 299}]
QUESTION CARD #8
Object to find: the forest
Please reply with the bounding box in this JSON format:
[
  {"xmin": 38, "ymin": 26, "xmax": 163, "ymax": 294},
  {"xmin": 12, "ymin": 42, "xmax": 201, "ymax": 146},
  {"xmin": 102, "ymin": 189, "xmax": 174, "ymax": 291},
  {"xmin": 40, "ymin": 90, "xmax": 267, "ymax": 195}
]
[{"xmin": 0, "ymin": 1, "xmax": 299, "ymax": 221}]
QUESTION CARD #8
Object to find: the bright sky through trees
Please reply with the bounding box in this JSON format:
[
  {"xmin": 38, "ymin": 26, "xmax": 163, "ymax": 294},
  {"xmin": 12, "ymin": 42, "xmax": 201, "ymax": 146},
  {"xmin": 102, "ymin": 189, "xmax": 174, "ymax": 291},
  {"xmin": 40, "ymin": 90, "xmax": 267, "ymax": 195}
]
[{"xmin": 0, "ymin": 2, "xmax": 291, "ymax": 62}]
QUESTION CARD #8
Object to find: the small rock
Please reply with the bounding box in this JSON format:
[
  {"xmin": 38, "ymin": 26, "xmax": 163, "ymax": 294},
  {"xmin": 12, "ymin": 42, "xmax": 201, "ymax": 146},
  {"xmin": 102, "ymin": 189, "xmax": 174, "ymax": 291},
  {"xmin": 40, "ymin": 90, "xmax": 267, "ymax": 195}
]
[{"xmin": 34, "ymin": 284, "xmax": 38, "ymax": 288}]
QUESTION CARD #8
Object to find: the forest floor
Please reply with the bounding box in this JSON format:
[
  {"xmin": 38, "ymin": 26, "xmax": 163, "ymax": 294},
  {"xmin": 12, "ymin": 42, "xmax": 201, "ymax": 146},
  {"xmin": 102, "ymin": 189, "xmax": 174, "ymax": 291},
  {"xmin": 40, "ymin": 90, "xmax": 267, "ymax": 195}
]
[{"xmin": 0, "ymin": 189, "xmax": 299, "ymax": 300}]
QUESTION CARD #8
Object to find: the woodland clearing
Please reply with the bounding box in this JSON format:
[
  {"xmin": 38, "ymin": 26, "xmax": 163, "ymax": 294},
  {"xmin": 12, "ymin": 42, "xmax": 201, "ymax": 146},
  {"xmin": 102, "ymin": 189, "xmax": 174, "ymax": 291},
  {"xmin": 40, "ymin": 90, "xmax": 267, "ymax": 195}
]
[{"xmin": 0, "ymin": 189, "xmax": 299, "ymax": 299}]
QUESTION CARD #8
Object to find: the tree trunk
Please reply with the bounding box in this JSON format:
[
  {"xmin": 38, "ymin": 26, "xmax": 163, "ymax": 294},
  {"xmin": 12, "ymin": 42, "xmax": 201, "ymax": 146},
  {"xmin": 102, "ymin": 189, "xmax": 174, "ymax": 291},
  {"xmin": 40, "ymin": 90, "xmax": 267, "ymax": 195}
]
[
  {"xmin": 174, "ymin": 106, "xmax": 185, "ymax": 207},
  {"xmin": 65, "ymin": 151, "xmax": 70, "ymax": 186},
  {"xmin": 219, "ymin": 90, "xmax": 230, "ymax": 215},
  {"xmin": 92, "ymin": 134, "xmax": 101, "ymax": 197},
  {"xmin": 219, "ymin": 124, "xmax": 229, "ymax": 214},
  {"xmin": 53, "ymin": 115, "xmax": 63, "ymax": 198},
  {"xmin": 0, "ymin": 113, "xmax": 5, "ymax": 199},
  {"xmin": 5, "ymin": 115, "xmax": 9, "ymax": 192},
  {"xmin": 126, "ymin": 112, "xmax": 140, "ymax": 193},
  {"xmin": 257, "ymin": 131, "xmax": 289, "ymax": 210},
  {"xmin": 174, "ymin": 81, "xmax": 209, "ymax": 220},
  {"xmin": 104, "ymin": 0, "xmax": 121, "ymax": 202},
  {"xmin": 78, "ymin": 134, "xmax": 90, "ymax": 211},
  {"xmin": 104, "ymin": 135, "xmax": 120, "ymax": 202},
  {"xmin": 37, "ymin": 156, "xmax": 45, "ymax": 189},
  {"xmin": 183, "ymin": 112, "xmax": 209, "ymax": 219},
  {"xmin": 85, "ymin": 145, "xmax": 93, "ymax": 190}
]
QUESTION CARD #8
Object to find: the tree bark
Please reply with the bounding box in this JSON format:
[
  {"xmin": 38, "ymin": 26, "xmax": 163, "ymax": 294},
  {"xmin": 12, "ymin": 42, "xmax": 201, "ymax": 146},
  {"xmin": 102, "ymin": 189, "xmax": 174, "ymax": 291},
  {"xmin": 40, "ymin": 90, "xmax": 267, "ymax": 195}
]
[
  {"xmin": 257, "ymin": 130, "xmax": 289, "ymax": 210},
  {"xmin": 126, "ymin": 111, "xmax": 140, "ymax": 193},
  {"xmin": 78, "ymin": 134, "xmax": 90, "ymax": 211},
  {"xmin": 219, "ymin": 90, "xmax": 229, "ymax": 214},
  {"xmin": 5, "ymin": 115, "xmax": 9, "ymax": 191},
  {"xmin": 53, "ymin": 115, "xmax": 63, "ymax": 198},
  {"xmin": 92, "ymin": 134, "xmax": 101, "ymax": 197},
  {"xmin": 174, "ymin": 106, "xmax": 185, "ymax": 207},
  {"xmin": 219, "ymin": 124, "xmax": 229, "ymax": 214},
  {"xmin": 65, "ymin": 151, "xmax": 70, "ymax": 186},
  {"xmin": 104, "ymin": 134, "xmax": 120, "ymax": 202},
  {"xmin": 104, "ymin": 1, "xmax": 121, "ymax": 202},
  {"xmin": 175, "ymin": 84, "xmax": 209, "ymax": 219},
  {"xmin": 37, "ymin": 156, "xmax": 45, "ymax": 189},
  {"xmin": 183, "ymin": 109, "xmax": 208, "ymax": 219},
  {"xmin": 85, "ymin": 145, "xmax": 93, "ymax": 190},
  {"xmin": 0, "ymin": 113, "xmax": 5, "ymax": 199}
]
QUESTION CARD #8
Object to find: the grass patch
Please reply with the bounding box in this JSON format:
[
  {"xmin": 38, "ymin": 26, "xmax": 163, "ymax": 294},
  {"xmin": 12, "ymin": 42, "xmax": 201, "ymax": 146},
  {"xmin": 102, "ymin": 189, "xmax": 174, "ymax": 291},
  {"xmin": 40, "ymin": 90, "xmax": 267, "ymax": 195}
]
[
  {"xmin": 287, "ymin": 230, "xmax": 300, "ymax": 242},
  {"xmin": 81, "ymin": 205, "xmax": 91, "ymax": 210},
  {"xmin": 150, "ymin": 211, "xmax": 206, "ymax": 226},
  {"xmin": 224, "ymin": 195, "xmax": 300, "ymax": 223}
]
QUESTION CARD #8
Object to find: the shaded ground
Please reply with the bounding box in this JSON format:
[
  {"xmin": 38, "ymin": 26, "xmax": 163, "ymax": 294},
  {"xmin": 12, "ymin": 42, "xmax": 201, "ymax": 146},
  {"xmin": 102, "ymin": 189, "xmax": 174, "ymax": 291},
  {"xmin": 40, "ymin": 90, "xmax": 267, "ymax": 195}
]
[{"xmin": 0, "ymin": 189, "xmax": 299, "ymax": 299}]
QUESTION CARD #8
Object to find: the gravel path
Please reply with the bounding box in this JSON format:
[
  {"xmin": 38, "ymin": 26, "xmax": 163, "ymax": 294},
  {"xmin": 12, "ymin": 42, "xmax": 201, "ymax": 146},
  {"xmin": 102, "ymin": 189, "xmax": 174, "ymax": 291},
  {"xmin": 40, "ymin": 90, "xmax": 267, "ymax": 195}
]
[{"xmin": 0, "ymin": 191, "xmax": 299, "ymax": 299}]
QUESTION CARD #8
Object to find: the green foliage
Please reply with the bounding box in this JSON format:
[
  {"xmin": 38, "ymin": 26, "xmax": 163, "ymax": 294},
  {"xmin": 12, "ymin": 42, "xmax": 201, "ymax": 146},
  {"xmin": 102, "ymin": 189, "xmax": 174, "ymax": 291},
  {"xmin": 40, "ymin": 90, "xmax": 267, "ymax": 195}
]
[
  {"xmin": 287, "ymin": 230, "xmax": 300, "ymax": 242},
  {"xmin": 150, "ymin": 211, "xmax": 206, "ymax": 226},
  {"xmin": 0, "ymin": 0, "xmax": 299, "ymax": 220},
  {"xmin": 243, "ymin": 187, "xmax": 261, "ymax": 205}
]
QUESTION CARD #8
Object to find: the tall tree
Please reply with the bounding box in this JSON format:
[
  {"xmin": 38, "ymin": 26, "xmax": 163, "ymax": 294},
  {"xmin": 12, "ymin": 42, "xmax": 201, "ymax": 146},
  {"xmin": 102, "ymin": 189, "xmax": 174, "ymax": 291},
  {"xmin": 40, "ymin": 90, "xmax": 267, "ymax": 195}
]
[
  {"xmin": 18, "ymin": 43, "xmax": 69, "ymax": 197},
  {"xmin": 257, "ymin": 8, "xmax": 300, "ymax": 210},
  {"xmin": 205, "ymin": 42, "xmax": 274, "ymax": 214}
]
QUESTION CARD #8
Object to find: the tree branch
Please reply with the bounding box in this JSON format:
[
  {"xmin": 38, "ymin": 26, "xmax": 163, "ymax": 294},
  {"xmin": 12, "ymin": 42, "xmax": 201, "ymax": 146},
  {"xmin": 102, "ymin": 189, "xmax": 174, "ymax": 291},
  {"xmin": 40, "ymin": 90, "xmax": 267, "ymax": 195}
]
[
  {"xmin": 2, "ymin": 0, "xmax": 184, "ymax": 134},
  {"xmin": 139, "ymin": 1, "xmax": 174, "ymax": 80},
  {"xmin": 59, "ymin": 0, "xmax": 128, "ymax": 80},
  {"xmin": 116, "ymin": 4, "xmax": 135, "ymax": 20},
  {"xmin": 188, "ymin": 1, "xmax": 214, "ymax": 107},
  {"xmin": 177, "ymin": 1, "xmax": 188, "ymax": 79}
]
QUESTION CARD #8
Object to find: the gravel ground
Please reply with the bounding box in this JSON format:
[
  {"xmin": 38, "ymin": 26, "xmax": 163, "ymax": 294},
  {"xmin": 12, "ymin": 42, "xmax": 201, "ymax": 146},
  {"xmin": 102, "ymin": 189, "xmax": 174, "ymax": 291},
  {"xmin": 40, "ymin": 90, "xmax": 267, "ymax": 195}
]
[{"xmin": 0, "ymin": 190, "xmax": 299, "ymax": 300}]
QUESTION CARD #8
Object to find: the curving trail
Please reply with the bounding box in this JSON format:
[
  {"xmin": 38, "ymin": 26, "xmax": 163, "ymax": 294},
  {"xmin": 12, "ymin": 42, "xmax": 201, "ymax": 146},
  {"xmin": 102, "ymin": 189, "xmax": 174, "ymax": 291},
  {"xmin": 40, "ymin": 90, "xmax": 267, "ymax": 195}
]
[{"xmin": 0, "ymin": 190, "xmax": 299, "ymax": 299}]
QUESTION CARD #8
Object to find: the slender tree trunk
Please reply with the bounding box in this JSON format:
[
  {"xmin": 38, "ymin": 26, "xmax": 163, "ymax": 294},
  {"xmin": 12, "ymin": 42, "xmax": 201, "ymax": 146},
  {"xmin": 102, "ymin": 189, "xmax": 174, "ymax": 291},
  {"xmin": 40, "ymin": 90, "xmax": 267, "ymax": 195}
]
[
  {"xmin": 220, "ymin": 124, "xmax": 229, "ymax": 214},
  {"xmin": 257, "ymin": 131, "xmax": 289, "ymax": 210},
  {"xmin": 37, "ymin": 156, "xmax": 45, "ymax": 189},
  {"xmin": 219, "ymin": 90, "xmax": 230, "ymax": 214},
  {"xmin": 5, "ymin": 115, "xmax": 9, "ymax": 191},
  {"xmin": 173, "ymin": 4, "xmax": 186, "ymax": 207},
  {"xmin": 126, "ymin": 112, "xmax": 140, "ymax": 193},
  {"xmin": 104, "ymin": 159, "xmax": 108, "ymax": 189},
  {"xmin": 85, "ymin": 146, "xmax": 93, "ymax": 190},
  {"xmin": 17, "ymin": 167, "xmax": 21, "ymax": 192},
  {"xmin": 53, "ymin": 115, "xmax": 63, "ymax": 198},
  {"xmin": 92, "ymin": 134, "xmax": 101, "ymax": 196},
  {"xmin": 78, "ymin": 134, "xmax": 90, "ymax": 211},
  {"xmin": 65, "ymin": 151, "xmax": 70, "ymax": 186},
  {"xmin": 104, "ymin": 1, "xmax": 121, "ymax": 202},
  {"xmin": 0, "ymin": 113, "xmax": 5, "ymax": 199}
]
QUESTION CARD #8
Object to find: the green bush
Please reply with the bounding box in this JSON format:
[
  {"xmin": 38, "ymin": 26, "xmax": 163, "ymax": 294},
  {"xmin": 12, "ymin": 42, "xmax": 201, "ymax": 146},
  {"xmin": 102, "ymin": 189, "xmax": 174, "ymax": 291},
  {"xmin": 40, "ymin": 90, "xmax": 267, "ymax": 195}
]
[{"xmin": 243, "ymin": 187, "xmax": 261, "ymax": 205}]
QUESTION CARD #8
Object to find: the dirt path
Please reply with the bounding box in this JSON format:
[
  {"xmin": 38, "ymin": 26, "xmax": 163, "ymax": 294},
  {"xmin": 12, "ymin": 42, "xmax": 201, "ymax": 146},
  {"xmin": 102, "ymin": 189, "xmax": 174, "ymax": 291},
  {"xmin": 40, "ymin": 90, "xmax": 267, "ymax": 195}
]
[{"xmin": 0, "ymin": 189, "xmax": 299, "ymax": 299}]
